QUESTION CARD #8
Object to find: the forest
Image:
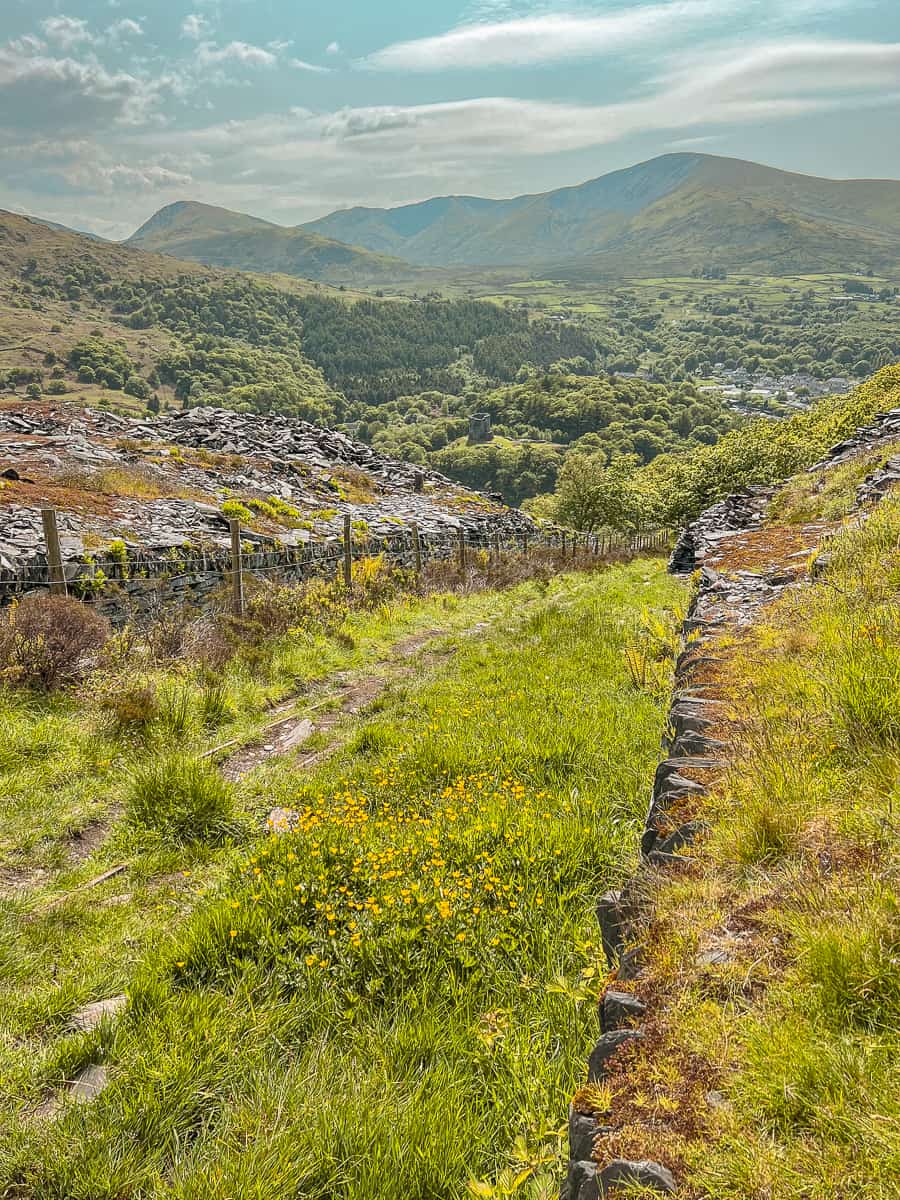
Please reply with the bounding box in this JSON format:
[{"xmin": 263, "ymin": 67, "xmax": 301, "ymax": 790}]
[{"xmin": 6, "ymin": 249, "xmax": 900, "ymax": 510}]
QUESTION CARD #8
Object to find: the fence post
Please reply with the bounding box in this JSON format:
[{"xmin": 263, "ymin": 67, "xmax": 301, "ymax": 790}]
[
  {"xmin": 412, "ymin": 522, "xmax": 422, "ymax": 578},
  {"xmin": 521, "ymin": 531, "xmax": 529, "ymax": 557},
  {"xmin": 343, "ymin": 514, "xmax": 353, "ymax": 590},
  {"xmin": 492, "ymin": 531, "xmax": 501, "ymax": 564},
  {"xmin": 228, "ymin": 518, "xmax": 244, "ymax": 617},
  {"xmin": 40, "ymin": 507, "xmax": 67, "ymax": 597},
  {"xmin": 457, "ymin": 526, "xmax": 467, "ymax": 573}
]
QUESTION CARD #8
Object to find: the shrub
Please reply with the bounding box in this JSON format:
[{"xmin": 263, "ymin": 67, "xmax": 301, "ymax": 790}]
[
  {"xmin": 0, "ymin": 596, "xmax": 109, "ymax": 690},
  {"xmin": 96, "ymin": 677, "xmax": 160, "ymax": 733},
  {"xmin": 126, "ymin": 754, "xmax": 235, "ymax": 844}
]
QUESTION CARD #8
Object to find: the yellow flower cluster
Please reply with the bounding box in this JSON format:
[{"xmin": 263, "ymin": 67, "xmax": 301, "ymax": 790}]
[{"xmin": 237, "ymin": 771, "xmax": 555, "ymax": 974}]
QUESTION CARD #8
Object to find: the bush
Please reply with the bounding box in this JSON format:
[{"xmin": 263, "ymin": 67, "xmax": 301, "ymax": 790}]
[
  {"xmin": 96, "ymin": 677, "xmax": 160, "ymax": 733},
  {"xmin": 0, "ymin": 596, "xmax": 109, "ymax": 690},
  {"xmin": 126, "ymin": 754, "xmax": 235, "ymax": 844}
]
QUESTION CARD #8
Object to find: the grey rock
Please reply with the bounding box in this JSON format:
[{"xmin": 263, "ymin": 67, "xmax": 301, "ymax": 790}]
[
  {"xmin": 69, "ymin": 1063, "xmax": 109, "ymax": 1103},
  {"xmin": 68, "ymin": 995, "xmax": 127, "ymax": 1032},
  {"xmin": 600, "ymin": 990, "xmax": 646, "ymax": 1032},
  {"xmin": 568, "ymin": 1160, "xmax": 600, "ymax": 1200},
  {"xmin": 588, "ymin": 1029, "xmax": 644, "ymax": 1082},
  {"xmin": 596, "ymin": 891, "xmax": 625, "ymax": 967},
  {"xmin": 569, "ymin": 1105, "xmax": 612, "ymax": 1162},
  {"xmin": 597, "ymin": 1159, "xmax": 676, "ymax": 1195},
  {"xmin": 653, "ymin": 820, "xmax": 709, "ymax": 857}
]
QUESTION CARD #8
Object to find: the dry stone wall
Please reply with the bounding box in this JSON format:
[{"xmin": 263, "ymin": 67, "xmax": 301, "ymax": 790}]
[{"xmin": 564, "ymin": 404, "xmax": 900, "ymax": 1198}]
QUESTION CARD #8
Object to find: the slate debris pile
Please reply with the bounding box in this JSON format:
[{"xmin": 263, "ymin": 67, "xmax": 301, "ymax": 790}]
[
  {"xmin": 0, "ymin": 403, "xmax": 534, "ymax": 584},
  {"xmin": 812, "ymin": 405, "xmax": 900, "ymax": 470}
]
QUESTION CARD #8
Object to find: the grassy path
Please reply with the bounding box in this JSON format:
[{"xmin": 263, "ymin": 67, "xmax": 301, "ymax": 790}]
[{"xmin": 1, "ymin": 561, "xmax": 684, "ymax": 1199}]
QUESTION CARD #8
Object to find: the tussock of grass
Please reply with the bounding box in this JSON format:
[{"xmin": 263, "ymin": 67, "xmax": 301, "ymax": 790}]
[{"xmin": 126, "ymin": 755, "xmax": 236, "ymax": 845}]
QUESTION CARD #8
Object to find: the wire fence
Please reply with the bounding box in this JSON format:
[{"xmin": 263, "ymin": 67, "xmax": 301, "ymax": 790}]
[{"xmin": 0, "ymin": 508, "xmax": 672, "ymax": 610}]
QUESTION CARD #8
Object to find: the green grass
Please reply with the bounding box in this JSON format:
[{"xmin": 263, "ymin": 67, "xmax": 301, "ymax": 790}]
[
  {"xmin": 621, "ymin": 496, "xmax": 900, "ymax": 1198},
  {"xmin": 0, "ymin": 560, "xmax": 684, "ymax": 1199}
]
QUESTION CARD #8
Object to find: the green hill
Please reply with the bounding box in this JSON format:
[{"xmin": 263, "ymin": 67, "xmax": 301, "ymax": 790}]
[
  {"xmin": 126, "ymin": 201, "xmax": 422, "ymax": 285},
  {"xmin": 302, "ymin": 154, "xmax": 900, "ymax": 277}
]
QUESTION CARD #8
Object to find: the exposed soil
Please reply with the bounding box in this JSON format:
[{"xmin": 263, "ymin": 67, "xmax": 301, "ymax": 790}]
[{"xmin": 219, "ymin": 627, "xmax": 458, "ymax": 780}]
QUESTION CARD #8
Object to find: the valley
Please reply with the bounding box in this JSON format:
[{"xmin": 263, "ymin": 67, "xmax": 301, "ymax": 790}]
[{"xmin": 2, "ymin": 128, "xmax": 900, "ymax": 1200}]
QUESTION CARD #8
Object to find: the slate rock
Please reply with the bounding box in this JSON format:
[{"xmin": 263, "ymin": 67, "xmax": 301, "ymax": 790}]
[
  {"xmin": 588, "ymin": 1029, "xmax": 644, "ymax": 1082},
  {"xmin": 568, "ymin": 1105, "xmax": 612, "ymax": 1162},
  {"xmin": 568, "ymin": 1160, "xmax": 600, "ymax": 1200},
  {"xmin": 68, "ymin": 995, "xmax": 127, "ymax": 1033},
  {"xmin": 597, "ymin": 1159, "xmax": 676, "ymax": 1195},
  {"xmin": 596, "ymin": 891, "xmax": 625, "ymax": 966},
  {"xmin": 600, "ymin": 990, "xmax": 646, "ymax": 1032}
]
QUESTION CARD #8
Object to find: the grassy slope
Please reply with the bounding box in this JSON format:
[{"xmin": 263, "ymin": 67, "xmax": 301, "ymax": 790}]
[
  {"xmin": 599, "ymin": 492, "xmax": 900, "ymax": 1196},
  {"xmin": 126, "ymin": 201, "xmax": 424, "ymax": 285},
  {"xmin": 0, "ymin": 560, "xmax": 685, "ymax": 1199}
]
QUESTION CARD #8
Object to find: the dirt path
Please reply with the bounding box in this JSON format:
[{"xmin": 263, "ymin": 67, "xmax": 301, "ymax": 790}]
[{"xmin": 218, "ymin": 627, "xmax": 459, "ymax": 781}]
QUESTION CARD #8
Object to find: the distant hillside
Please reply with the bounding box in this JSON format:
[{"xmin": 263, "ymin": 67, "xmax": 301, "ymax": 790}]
[
  {"xmin": 127, "ymin": 200, "xmax": 421, "ymax": 285},
  {"xmin": 303, "ymin": 154, "xmax": 900, "ymax": 276}
]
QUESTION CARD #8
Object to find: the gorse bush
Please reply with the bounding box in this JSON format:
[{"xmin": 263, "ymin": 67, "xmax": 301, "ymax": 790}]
[
  {"xmin": 0, "ymin": 595, "xmax": 108, "ymax": 691},
  {"xmin": 126, "ymin": 754, "xmax": 235, "ymax": 844}
]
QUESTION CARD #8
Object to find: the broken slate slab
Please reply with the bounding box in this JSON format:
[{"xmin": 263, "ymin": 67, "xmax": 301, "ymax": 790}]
[{"xmin": 598, "ymin": 1159, "xmax": 676, "ymax": 1195}]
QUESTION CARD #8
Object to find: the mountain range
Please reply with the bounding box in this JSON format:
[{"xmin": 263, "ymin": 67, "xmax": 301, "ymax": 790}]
[
  {"xmin": 124, "ymin": 154, "xmax": 900, "ymax": 282},
  {"xmin": 127, "ymin": 200, "xmax": 422, "ymax": 285},
  {"xmin": 305, "ymin": 153, "xmax": 900, "ymax": 276}
]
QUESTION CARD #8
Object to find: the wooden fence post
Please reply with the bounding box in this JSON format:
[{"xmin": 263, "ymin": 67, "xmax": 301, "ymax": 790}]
[
  {"xmin": 412, "ymin": 522, "xmax": 422, "ymax": 577},
  {"xmin": 457, "ymin": 526, "xmax": 467, "ymax": 573},
  {"xmin": 40, "ymin": 507, "xmax": 67, "ymax": 597},
  {"xmin": 228, "ymin": 518, "xmax": 244, "ymax": 617},
  {"xmin": 521, "ymin": 531, "xmax": 529, "ymax": 557},
  {"xmin": 492, "ymin": 531, "xmax": 501, "ymax": 564},
  {"xmin": 343, "ymin": 514, "xmax": 353, "ymax": 590}
]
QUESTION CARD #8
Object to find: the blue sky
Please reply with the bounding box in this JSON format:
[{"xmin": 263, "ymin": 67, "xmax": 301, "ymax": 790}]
[{"xmin": 1, "ymin": 0, "xmax": 899, "ymax": 238}]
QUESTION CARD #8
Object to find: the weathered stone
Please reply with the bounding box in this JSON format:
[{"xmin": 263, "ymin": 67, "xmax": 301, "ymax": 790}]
[
  {"xmin": 69, "ymin": 1063, "xmax": 109, "ymax": 1103},
  {"xmin": 600, "ymin": 990, "xmax": 646, "ymax": 1032},
  {"xmin": 568, "ymin": 1160, "xmax": 600, "ymax": 1200},
  {"xmin": 68, "ymin": 995, "xmax": 127, "ymax": 1032},
  {"xmin": 596, "ymin": 891, "xmax": 625, "ymax": 967},
  {"xmin": 653, "ymin": 820, "xmax": 709, "ymax": 857},
  {"xmin": 616, "ymin": 946, "xmax": 645, "ymax": 982},
  {"xmin": 568, "ymin": 1105, "xmax": 611, "ymax": 1162},
  {"xmin": 597, "ymin": 1159, "xmax": 676, "ymax": 1195},
  {"xmin": 588, "ymin": 1029, "xmax": 644, "ymax": 1082}
]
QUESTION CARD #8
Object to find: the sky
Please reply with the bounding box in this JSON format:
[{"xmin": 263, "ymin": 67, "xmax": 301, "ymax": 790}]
[{"xmin": 1, "ymin": 0, "xmax": 900, "ymax": 240}]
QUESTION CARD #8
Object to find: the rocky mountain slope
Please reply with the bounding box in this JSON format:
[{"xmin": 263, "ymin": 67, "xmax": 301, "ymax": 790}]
[{"xmin": 301, "ymin": 153, "xmax": 900, "ymax": 276}]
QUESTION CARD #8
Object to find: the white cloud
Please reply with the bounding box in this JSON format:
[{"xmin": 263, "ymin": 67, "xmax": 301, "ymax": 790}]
[
  {"xmin": 326, "ymin": 41, "xmax": 341, "ymax": 55},
  {"xmin": 195, "ymin": 40, "xmax": 277, "ymax": 68},
  {"xmin": 364, "ymin": 2, "xmax": 726, "ymax": 71},
  {"xmin": 129, "ymin": 38, "xmax": 900, "ymax": 210},
  {"xmin": 106, "ymin": 18, "xmax": 144, "ymax": 44},
  {"xmin": 40, "ymin": 16, "xmax": 93, "ymax": 51},
  {"xmin": 0, "ymin": 43, "xmax": 177, "ymax": 132},
  {"xmin": 181, "ymin": 14, "xmax": 209, "ymax": 40},
  {"xmin": 289, "ymin": 58, "xmax": 329, "ymax": 73}
]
